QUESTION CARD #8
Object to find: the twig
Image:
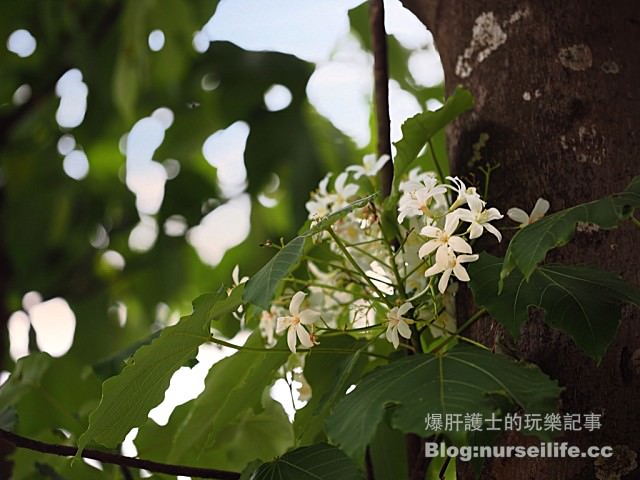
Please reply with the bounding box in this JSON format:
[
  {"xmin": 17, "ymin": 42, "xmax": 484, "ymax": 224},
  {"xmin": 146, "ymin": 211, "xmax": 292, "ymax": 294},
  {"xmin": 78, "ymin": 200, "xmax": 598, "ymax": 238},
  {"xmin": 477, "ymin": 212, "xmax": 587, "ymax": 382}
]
[
  {"xmin": 369, "ymin": 0, "xmax": 393, "ymax": 198},
  {"xmin": 438, "ymin": 456, "xmax": 452, "ymax": 480},
  {"xmin": 0, "ymin": 429, "xmax": 240, "ymax": 480}
]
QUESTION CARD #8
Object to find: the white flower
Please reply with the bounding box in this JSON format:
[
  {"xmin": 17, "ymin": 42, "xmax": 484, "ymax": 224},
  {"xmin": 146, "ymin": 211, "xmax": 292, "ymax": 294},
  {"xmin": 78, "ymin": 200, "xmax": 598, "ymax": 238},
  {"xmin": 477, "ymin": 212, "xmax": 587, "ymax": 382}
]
[
  {"xmin": 397, "ymin": 175, "xmax": 447, "ymax": 223},
  {"xmin": 507, "ymin": 198, "xmax": 550, "ymax": 228},
  {"xmin": 386, "ymin": 302, "xmax": 415, "ymax": 349},
  {"xmin": 305, "ymin": 173, "xmax": 335, "ymax": 220},
  {"xmin": 446, "ymin": 176, "xmax": 483, "ymax": 211},
  {"xmin": 333, "ymin": 172, "xmax": 359, "ymax": 209},
  {"xmin": 259, "ymin": 307, "xmax": 278, "ymax": 346},
  {"xmin": 346, "ymin": 153, "xmax": 390, "ymax": 179},
  {"xmin": 399, "ymin": 168, "xmax": 437, "ymax": 192},
  {"xmin": 454, "ymin": 201, "xmax": 503, "ymax": 241},
  {"xmin": 365, "ymin": 261, "xmax": 394, "ymax": 295},
  {"xmin": 424, "ymin": 247, "xmax": 479, "ymax": 294},
  {"xmin": 305, "ymin": 197, "xmax": 331, "ymax": 220},
  {"xmin": 276, "ymin": 292, "xmax": 320, "ymax": 353},
  {"xmin": 418, "ymin": 214, "xmax": 472, "ymax": 260},
  {"xmin": 231, "ymin": 264, "xmax": 248, "ymax": 286}
]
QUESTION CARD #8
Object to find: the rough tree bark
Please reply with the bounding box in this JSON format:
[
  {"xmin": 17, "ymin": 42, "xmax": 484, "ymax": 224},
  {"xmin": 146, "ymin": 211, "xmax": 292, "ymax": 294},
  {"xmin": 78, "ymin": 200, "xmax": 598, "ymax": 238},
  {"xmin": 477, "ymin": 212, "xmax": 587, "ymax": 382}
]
[{"xmin": 402, "ymin": 1, "xmax": 640, "ymax": 479}]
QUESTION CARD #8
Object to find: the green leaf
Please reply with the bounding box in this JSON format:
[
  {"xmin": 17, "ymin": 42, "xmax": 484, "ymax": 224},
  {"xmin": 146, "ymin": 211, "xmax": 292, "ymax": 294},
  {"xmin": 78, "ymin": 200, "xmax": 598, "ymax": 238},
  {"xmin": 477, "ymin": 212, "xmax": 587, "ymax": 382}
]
[
  {"xmin": 615, "ymin": 174, "xmax": 640, "ymax": 208},
  {"xmin": 470, "ymin": 253, "xmax": 640, "ymax": 360},
  {"xmin": 77, "ymin": 290, "xmax": 237, "ymax": 452},
  {"xmin": 243, "ymin": 236, "xmax": 305, "ymax": 309},
  {"xmin": 300, "ymin": 194, "xmax": 377, "ymax": 237},
  {"xmin": 502, "ymin": 175, "xmax": 640, "ymax": 282},
  {"xmin": 168, "ymin": 331, "xmax": 289, "ymax": 463},
  {"xmin": 203, "ymin": 397, "xmax": 294, "ymax": 471},
  {"xmin": 252, "ymin": 443, "xmax": 364, "ymax": 480},
  {"xmin": 368, "ymin": 417, "xmax": 409, "ymax": 480},
  {"xmin": 294, "ymin": 335, "xmax": 368, "ymax": 445},
  {"xmin": 326, "ymin": 344, "xmax": 560, "ymax": 462},
  {"xmin": 0, "ymin": 353, "xmax": 51, "ymax": 411},
  {"xmin": 390, "ymin": 87, "xmax": 473, "ymax": 198},
  {"xmin": 91, "ymin": 331, "xmax": 161, "ymax": 381}
]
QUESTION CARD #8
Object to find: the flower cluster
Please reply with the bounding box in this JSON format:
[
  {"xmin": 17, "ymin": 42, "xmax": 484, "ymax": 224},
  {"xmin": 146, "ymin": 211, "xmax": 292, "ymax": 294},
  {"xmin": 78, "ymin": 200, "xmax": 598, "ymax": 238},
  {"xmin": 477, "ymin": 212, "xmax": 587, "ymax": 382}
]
[
  {"xmin": 222, "ymin": 154, "xmax": 555, "ymax": 407},
  {"xmin": 249, "ymin": 155, "xmax": 509, "ymax": 356}
]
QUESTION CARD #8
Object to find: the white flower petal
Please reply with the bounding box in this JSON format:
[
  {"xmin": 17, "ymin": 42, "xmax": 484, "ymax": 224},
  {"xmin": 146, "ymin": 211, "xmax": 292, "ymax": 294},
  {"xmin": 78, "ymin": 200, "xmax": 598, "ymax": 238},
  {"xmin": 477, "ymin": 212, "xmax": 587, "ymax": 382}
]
[
  {"xmin": 484, "ymin": 223, "xmax": 502, "ymax": 242},
  {"xmin": 375, "ymin": 154, "xmax": 390, "ymax": 171},
  {"xmin": 299, "ymin": 309, "xmax": 320, "ymax": 325},
  {"xmin": 424, "ymin": 262, "xmax": 445, "ymax": 278},
  {"xmin": 507, "ymin": 208, "xmax": 529, "ymax": 225},
  {"xmin": 438, "ymin": 269, "xmax": 452, "ymax": 294},
  {"xmin": 276, "ymin": 316, "xmax": 291, "ymax": 334},
  {"xmin": 530, "ymin": 198, "xmax": 550, "ymax": 222},
  {"xmin": 444, "ymin": 214, "xmax": 460, "ymax": 234},
  {"xmin": 389, "ymin": 328, "xmax": 399, "ymax": 349},
  {"xmin": 467, "ymin": 194, "xmax": 484, "ymax": 213},
  {"xmin": 451, "ymin": 208, "xmax": 473, "ymax": 223},
  {"xmin": 457, "ymin": 254, "xmax": 479, "ymax": 264},
  {"xmin": 435, "ymin": 246, "xmax": 453, "ymax": 267},
  {"xmin": 296, "ymin": 324, "xmax": 313, "ymax": 349},
  {"xmin": 485, "ymin": 207, "xmax": 503, "ymax": 221},
  {"xmin": 448, "ymin": 236, "xmax": 472, "ymax": 254},
  {"xmin": 420, "ymin": 226, "xmax": 441, "ymax": 238},
  {"xmin": 469, "ymin": 222, "xmax": 483, "ymax": 239},
  {"xmin": 398, "ymin": 302, "xmax": 413, "ymax": 316},
  {"xmin": 397, "ymin": 320, "xmax": 413, "ymax": 339},
  {"xmin": 287, "ymin": 327, "xmax": 297, "ymax": 353},
  {"xmin": 418, "ymin": 239, "xmax": 439, "ymax": 259},
  {"xmin": 289, "ymin": 291, "xmax": 306, "ymax": 315},
  {"xmin": 453, "ymin": 263, "xmax": 470, "ymax": 282}
]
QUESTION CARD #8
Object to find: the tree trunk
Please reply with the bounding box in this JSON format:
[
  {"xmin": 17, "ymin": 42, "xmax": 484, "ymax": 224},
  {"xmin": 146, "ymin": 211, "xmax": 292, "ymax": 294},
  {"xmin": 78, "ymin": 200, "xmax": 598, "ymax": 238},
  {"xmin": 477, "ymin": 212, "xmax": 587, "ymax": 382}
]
[{"xmin": 402, "ymin": 1, "xmax": 640, "ymax": 478}]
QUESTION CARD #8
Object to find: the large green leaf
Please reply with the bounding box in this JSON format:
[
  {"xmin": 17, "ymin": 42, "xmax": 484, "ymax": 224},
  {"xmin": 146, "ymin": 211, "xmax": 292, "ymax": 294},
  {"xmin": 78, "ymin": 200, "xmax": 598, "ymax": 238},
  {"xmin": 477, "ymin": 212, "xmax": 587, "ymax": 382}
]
[
  {"xmin": 0, "ymin": 353, "xmax": 51, "ymax": 412},
  {"xmin": 326, "ymin": 344, "xmax": 560, "ymax": 462},
  {"xmin": 91, "ymin": 331, "xmax": 161, "ymax": 381},
  {"xmin": 243, "ymin": 236, "xmax": 305, "ymax": 309},
  {"xmin": 203, "ymin": 397, "xmax": 294, "ymax": 471},
  {"xmin": 294, "ymin": 335, "xmax": 367, "ymax": 445},
  {"xmin": 502, "ymin": 175, "xmax": 640, "ymax": 282},
  {"xmin": 470, "ymin": 253, "xmax": 640, "ymax": 360},
  {"xmin": 390, "ymin": 87, "xmax": 473, "ymax": 198},
  {"xmin": 252, "ymin": 443, "xmax": 364, "ymax": 480},
  {"xmin": 77, "ymin": 290, "xmax": 238, "ymax": 452},
  {"xmin": 368, "ymin": 416, "xmax": 409, "ymax": 480},
  {"xmin": 168, "ymin": 331, "xmax": 289, "ymax": 463}
]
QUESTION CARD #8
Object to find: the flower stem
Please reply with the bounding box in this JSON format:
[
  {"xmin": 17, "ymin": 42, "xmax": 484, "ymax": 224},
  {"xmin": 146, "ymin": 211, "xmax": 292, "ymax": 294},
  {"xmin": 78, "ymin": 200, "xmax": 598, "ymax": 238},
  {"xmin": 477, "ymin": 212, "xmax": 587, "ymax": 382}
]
[
  {"xmin": 208, "ymin": 335, "xmax": 390, "ymax": 359},
  {"xmin": 428, "ymin": 307, "xmax": 487, "ymax": 353},
  {"xmin": 326, "ymin": 226, "xmax": 393, "ymax": 306}
]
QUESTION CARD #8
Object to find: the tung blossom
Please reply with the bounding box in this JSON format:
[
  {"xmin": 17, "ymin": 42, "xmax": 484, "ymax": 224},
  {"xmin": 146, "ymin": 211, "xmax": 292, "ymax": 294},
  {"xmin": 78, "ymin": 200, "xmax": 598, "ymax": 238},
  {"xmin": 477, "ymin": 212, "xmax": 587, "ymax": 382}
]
[
  {"xmin": 386, "ymin": 302, "xmax": 415, "ymax": 349},
  {"xmin": 397, "ymin": 175, "xmax": 448, "ymax": 223},
  {"xmin": 259, "ymin": 307, "xmax": 279, "ymax": 346},
  {"xmin": 276, "ymin": 291, "xmax": 320, "ymax": 353},
  {"xmin": 418, "ymin": 214, "xmax": 472, "ymax": 260},
  {"xmin": 507, "ymin": 198, "xmax": 550, "ymax": 228},
  {"xmin": 446, "ymin": 176, "xmax": 483, "ymax": 211},
  {"xmin": 454, "ymin": 202, "xmax": 503, "ymax": 241},
  {"xmin": 305, "ymin": 173, "xmax": 335, "ymax": 220},
  {"xmin": 424, "ymin": 247, "xmax": 479, "ymax": 294},
  {"xmin": 333, "ymin": 172, "xmax": 359, "ymax": 209},
  {"xmin": 346, "ymin": 153, "xmax": 390, "ymax": 179}
]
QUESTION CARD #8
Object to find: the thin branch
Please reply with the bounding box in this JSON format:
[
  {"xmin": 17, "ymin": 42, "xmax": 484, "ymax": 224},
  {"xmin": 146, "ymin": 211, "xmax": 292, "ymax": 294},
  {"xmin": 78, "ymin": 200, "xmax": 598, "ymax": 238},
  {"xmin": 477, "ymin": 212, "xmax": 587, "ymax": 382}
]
[
  {"xmin": 369, "ymin": 0, "xmax": 393, "ymax": 198},
  {"xmin": 0, "ymin": 429, "xmax": 240, "ymax": 480},
  {"xmin": 326, "ymin": 226, "xmax": 393, "ymax": 306}
]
